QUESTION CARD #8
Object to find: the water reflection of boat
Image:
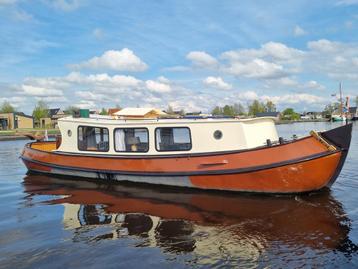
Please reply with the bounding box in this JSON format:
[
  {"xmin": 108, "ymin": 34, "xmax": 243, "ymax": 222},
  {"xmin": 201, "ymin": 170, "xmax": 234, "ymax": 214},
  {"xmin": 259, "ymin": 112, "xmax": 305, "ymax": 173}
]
[{"xmin": 22, "ymin": 174, "xmax": 357, "ymax": 258}]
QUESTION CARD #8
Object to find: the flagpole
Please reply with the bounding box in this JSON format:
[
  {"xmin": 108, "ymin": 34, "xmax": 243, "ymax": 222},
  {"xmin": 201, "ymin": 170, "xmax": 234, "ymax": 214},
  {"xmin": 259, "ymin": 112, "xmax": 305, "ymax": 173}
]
[{"xmin": 339, "ymin": 82, "xmax": 343, "ymax": 118}]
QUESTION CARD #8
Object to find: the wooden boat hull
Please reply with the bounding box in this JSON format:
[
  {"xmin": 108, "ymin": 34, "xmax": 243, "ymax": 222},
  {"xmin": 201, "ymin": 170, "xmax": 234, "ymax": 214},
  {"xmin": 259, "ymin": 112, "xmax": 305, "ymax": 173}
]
[{"xmin": 21, "ymin": 124, "xmax": 352, "ymax": 193}]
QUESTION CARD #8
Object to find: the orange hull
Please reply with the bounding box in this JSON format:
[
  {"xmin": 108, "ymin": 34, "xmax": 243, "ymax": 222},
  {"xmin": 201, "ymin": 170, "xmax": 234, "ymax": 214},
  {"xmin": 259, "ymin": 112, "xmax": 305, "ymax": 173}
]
[{"xmin": 21, "ymin": 124, "xmax": 352, "ymax": 193}]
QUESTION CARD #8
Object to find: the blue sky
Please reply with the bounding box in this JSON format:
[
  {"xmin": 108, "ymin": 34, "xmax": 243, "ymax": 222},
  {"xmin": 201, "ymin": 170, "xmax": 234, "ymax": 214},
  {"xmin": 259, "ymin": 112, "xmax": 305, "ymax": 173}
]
[{"xmin": 1, "ymin": 0, "xmax": 358, "ymax": 114}]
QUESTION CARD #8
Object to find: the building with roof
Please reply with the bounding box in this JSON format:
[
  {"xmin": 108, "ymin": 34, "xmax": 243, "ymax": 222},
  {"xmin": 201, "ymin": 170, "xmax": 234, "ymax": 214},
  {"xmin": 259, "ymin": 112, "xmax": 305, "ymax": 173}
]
[
  {"xmin": 39, "ymin": 108, "xmax": 66, "ymax": 128},
  {"xmin": 108, "ymin": 108, "xmax": 121, "ymax": 116},
  {"xmin": 0, "ymin": 112, "xmax": 34, "ymax": 130},
  {"xmin": 113, "ymin": 108, "xmax": 167, "ymax": 119}
]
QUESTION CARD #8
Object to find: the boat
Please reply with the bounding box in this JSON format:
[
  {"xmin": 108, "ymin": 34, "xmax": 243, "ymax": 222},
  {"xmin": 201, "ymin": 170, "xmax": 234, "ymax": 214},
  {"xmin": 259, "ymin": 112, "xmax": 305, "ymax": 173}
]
[
  {"xmin": 332, "ymin": 115, "xmax": 346, "ymax": 122},
  {"xmin": 20, "ymin": 114, "xmax": 352, "ymax": 194}
]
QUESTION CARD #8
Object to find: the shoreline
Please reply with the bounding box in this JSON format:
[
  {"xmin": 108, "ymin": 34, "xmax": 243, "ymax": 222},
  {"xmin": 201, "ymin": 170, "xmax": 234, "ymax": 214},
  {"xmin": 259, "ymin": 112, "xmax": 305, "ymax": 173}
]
[
  {"xmin": 0, "ymin": 136, "xmax": 31, "ymax": 141},
  {"xmin": 0, "ymin": 134, "xmax": 58, "ymax": 141}
]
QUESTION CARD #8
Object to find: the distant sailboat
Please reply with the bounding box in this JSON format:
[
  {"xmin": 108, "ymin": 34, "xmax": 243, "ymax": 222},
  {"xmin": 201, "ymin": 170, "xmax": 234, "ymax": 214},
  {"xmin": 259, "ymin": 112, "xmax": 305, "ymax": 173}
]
[{"xmin": 332, "ymin": 82, "xmax": 346, "ymax": 122}]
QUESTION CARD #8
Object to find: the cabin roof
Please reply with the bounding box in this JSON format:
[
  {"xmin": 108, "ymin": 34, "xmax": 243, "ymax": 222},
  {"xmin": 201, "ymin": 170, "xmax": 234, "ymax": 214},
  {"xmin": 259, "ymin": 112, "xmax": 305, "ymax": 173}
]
[{"xmin": 59, "ymin": 115, "xmax": 276, "ymax": 126}]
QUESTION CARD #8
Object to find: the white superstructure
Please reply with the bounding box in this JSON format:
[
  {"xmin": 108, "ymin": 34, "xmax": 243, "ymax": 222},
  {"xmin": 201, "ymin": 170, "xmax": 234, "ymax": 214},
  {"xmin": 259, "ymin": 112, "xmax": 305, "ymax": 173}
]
[{"xmin": 57, "ymin": 116, "xmax": 279, "ymax": 155}]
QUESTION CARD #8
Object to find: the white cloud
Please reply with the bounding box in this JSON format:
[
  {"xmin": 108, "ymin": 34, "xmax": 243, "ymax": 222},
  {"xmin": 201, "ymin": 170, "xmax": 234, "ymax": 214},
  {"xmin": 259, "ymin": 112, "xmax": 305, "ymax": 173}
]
[
  {"xmin": 304, "ymin": 80, "xmax": 325, "ymax": 90},
  {"xmin": 73, "ymin": 100, "xmax": 96, "ymax": 109},
  {"xmin": 65, "ymin": 72, "xmax": 142, "ymax": 89},
  {"xmin": 274, "ymin": 77, "xmax": 299, "ymax": 87},
  {"xmin": 75, "ymin": 91, "xmax": 112, "ymax": 102},
  {"xmin": 307, "ymin": 39, "xmax": 341, "ymax": 52},
  {"xmin": 237, "ymin": 91, "xmax": 259, "ymax": 101},
  {"xmin": 21, "ymin": 85, "xmax": 64, "ymax": 97},
  {"xmin": 221, "ymin": 42, "xmax": 304, "ymax": 63},
  {"xmin": 294, "ymin": 25, "xmax": 306, "ymax": 36},
  {"xmin": 306, "ymin": 39, "xmax": 358, "ymax": 80},
  {"xmin": 267, "ymin": 93, "xmax": 326, "ymax": 105},
  {"xmin": 203, "ymin": 76, "xmax": 232, "ymax": 90},
  {"xmin": 186, "ymin": 51, "xmax": 218, "ymax": 68},
  {"xmin": 35, "ymin": 96, "xmax": 68, "ymax": 103},
  {"xmin": 71, "ymin": 49, "xmax": 148, "ymax": 72},
  {"xmin": 220, "ymin": 42, "xmax": 304, "ymax": 79},
  {"xmin": 162, "ymin": 65, "xmax": 190, "ymax": 72},
  {"xmin": 223, "ymin": 58, "xmax": 287, "ymax": 79},
  {"xmin": 0, "ymin": 96, "xmax": 26, "ymax": 109},
  {"xmin": 145, "ymin": 79, "xmax": 171, "ymax": 93}
]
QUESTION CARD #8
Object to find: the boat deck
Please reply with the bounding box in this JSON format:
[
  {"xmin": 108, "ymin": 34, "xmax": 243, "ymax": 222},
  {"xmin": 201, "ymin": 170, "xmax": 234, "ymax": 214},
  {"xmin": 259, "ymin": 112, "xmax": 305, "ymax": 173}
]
[{"xmin": 30, "ymin": 141, "xmax": 57, "ymax": 152}]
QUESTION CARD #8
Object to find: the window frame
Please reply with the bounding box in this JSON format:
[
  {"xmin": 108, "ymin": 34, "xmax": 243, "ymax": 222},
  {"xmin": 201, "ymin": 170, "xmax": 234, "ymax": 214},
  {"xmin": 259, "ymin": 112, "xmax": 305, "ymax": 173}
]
[
  {"xmin": 155, "ymin": 126, "xmax": 192, "ymax": 152},
  {"xmin": 77, "ymin": 125, "xmax": 110, "ymax": 152},
  {"xmin": 113, "ymin": 127, "xmax": 150, "ymax": 153}
]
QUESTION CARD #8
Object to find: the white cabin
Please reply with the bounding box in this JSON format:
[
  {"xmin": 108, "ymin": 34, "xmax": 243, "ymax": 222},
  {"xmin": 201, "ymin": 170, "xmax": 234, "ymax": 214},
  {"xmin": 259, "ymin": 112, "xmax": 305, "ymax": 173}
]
[{"xmin": 57, "ymin": 116, "xmax": 279, "ymax": 155}]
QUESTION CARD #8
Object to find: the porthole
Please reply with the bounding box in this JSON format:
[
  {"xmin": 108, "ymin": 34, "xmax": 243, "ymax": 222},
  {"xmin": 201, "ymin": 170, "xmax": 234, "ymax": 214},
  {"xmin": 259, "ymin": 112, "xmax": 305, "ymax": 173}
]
[
  {"xmin": 214, "ymin": 130, "xmax": 223, "ymax": 140},
  {"xmin": 67, "ymin": 130, "xmax": 72, "ymax": 137}
]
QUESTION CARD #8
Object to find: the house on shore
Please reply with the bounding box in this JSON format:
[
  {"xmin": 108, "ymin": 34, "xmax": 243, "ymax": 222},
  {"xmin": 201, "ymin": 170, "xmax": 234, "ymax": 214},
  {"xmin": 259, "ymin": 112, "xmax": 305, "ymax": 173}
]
[
  {"xmin": 39, "ymin": 108, "xmax": 66, "ymax": 128},
  {"xmin": 108, "ymin": 108, "xmax": 121, "ymax": 116},
  {"xmin": 0, "ymin": 112, "xmax": 34, "ymax": 130},
  {"xmin": 300, "ymin": 112, "xmax": 323, "ymax": 120},
  {"xmin": 113, "ymin": 108, "xmax": 167, "ymax": 119}
]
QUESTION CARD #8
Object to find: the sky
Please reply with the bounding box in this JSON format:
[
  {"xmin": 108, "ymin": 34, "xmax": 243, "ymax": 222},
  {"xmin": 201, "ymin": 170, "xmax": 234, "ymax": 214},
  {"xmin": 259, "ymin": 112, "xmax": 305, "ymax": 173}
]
[{"xmin": 0, "ymin": 0, "xmax": 358, "ymax": 114}]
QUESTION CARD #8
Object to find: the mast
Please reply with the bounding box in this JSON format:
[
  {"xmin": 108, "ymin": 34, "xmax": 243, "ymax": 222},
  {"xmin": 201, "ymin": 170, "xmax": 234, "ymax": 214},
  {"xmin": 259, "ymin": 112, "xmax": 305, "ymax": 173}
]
[{"xmin": 339, "ymin": 82, "xmax": 343, "ymax": 117}]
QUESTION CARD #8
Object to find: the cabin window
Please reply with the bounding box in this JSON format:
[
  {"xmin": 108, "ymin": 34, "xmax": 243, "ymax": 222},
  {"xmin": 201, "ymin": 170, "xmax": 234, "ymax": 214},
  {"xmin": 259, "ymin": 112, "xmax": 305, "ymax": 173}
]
[
  {"xmin": 155, "ymin": 127, "xmax": 192, "ymax": 151},
  {"xmin": 78, "ymin": 126, "xmax": 109, "ymax": 152},
  {"xmin": 214, "ymin": 130, "xmax": 223, "ymax": 140},
  {"xmin": 114, "ymin": 128, "xmax": 149, "ymax": 152}
]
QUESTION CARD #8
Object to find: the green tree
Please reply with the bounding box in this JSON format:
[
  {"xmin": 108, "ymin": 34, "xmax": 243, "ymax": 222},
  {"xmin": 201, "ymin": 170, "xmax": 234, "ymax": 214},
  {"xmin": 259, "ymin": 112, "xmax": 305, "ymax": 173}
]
[
  {"xmin": 99, "ymin": 108, "xmax": 108, "ymax": 115},
  {"xmin": 322, "ymin": 103, "xmax": 337, "ymax": 117},
  {"xmin": 265, "ymin": 100, "xmax": 276, "ymax": 112},
  {"xmin": 282, "ymin": 108, "xmax": 300, "ymax": 121},
  {"xmin": 212, "ymin": 106, "xmax": 223, "ymax": 115},
  {"xmin": 32, "ymin": 100, "xmax": 49, "ymax": 122},
  {"xmin": 166, "ymin": 105, "xmax": 174, "ymax": 114},
  {"xmin": 248, "ymin": 100, "xmax": 265, "ymax": 116},
  {"xmin": 223, "ymin": 105, "xmax": 235, "ymax": 116},
  {"xmin": 356, "ymin": 96, "xmax": 358, "ymax": 107},
  {"xmin": 0, "ymin": 101, "xmax": 15, "ymax": 113},
  {"xmin": 65, "ymin": 106, "xmax": 80, "ymax": 115},
  {"xmin": 233, "ymin": 103, "xmax": 246, "ymax": 115}
]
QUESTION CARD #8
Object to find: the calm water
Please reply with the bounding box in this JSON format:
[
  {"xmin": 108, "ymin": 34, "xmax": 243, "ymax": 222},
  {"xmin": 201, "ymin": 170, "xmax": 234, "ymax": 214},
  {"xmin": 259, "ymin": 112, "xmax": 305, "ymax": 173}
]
[{"xmin": 0, "ymin": 122, "xmax": 357, "ymax": 268}]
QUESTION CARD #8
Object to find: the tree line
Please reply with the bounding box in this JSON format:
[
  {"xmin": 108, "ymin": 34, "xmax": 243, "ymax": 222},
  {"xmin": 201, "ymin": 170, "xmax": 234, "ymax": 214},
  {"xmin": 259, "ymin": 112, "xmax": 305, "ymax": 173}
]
[
  {"xmin": 212, "ymin": 100, "xmax": 276, "ymax": 117},
  {"xmin": 1, "ymin": 96, "xmax": 358, "ymax": 121}
]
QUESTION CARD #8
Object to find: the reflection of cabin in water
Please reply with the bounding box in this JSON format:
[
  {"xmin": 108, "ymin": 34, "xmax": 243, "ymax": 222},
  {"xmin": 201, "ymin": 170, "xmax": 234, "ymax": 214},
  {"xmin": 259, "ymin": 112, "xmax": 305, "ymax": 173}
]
[
  {"xmin": 0, "ymin": 112, "xmax": 34, "ymax": 130},
  {"xmin": 62, "ymin": 204, "xmax": 195, "ymax": 252}
]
